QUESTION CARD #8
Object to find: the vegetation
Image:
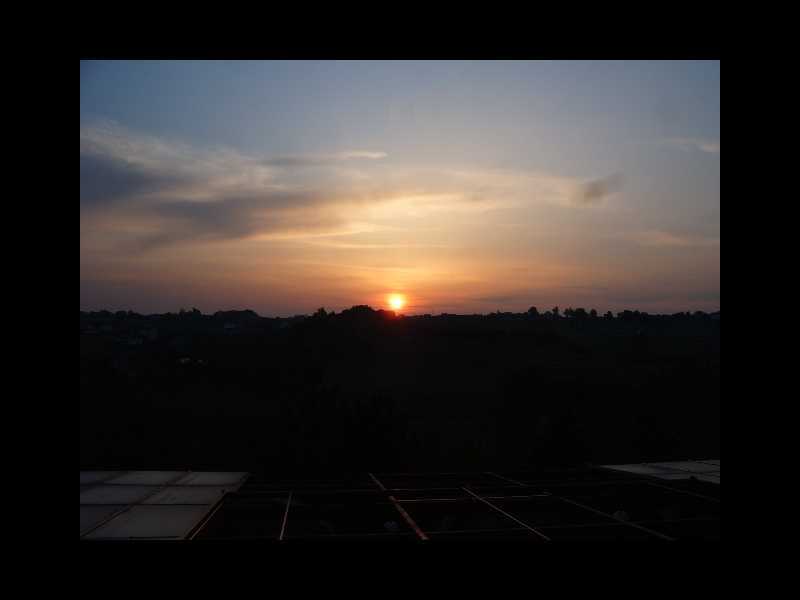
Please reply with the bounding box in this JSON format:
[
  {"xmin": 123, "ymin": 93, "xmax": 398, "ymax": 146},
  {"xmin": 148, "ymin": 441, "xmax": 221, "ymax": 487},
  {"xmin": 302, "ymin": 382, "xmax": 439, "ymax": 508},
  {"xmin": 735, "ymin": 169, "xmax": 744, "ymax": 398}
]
[{"xmin": 80, "ymin": 306, "xmax": 720, "ymax": 477}]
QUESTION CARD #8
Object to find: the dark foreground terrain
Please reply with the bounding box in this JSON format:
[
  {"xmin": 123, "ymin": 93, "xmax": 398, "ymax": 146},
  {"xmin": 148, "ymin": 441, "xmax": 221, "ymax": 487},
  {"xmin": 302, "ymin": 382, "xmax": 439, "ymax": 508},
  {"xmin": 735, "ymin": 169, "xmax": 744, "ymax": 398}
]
[{"xmin": 80, "ymin": 306, "xmax": 720, "ymax": 477}]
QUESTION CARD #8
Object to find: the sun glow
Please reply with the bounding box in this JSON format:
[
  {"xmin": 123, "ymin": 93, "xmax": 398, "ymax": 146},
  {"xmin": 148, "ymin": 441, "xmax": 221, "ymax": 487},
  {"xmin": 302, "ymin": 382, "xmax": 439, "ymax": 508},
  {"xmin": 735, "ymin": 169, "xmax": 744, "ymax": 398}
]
[{"xmin": 388, "ymin": 294, "xmax": 406, "ymax": 311}]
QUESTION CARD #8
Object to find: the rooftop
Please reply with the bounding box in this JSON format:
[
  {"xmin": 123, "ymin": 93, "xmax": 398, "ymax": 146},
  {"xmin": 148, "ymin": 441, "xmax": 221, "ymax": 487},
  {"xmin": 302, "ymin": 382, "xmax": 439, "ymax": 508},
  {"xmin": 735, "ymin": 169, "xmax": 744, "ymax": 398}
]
[{"xmin": 80, "ymin": 462, "xmax": 720, "ymax": 541}]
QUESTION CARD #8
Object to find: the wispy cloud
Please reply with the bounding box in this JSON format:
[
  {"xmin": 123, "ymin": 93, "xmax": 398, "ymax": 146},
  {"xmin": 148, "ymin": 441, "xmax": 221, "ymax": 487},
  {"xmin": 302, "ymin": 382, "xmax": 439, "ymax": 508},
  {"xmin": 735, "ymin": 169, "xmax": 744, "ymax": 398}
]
[
  {"xmin": 573, "ymin": 173, "xmax": 624, "ymax": 205},
  {"xmin": 630, "ymin": 230, "xmax": 720, "ymax": 248},
  {"xmin": 263, "ymin": 151, "xmax": 387, "ymax": 166},
  {"xmin": 80, "ymin": 120, "xmax": 617, "ymax": 254},
  {"xmin": 80, "ymin": 120, "xmax": 373, "ymax": 250},
  {"xmin": 300, "ymin": 240, "xmax": 449, "ymax": 250},
  {"xmin": 664, "ymin": 137, "xmax": 720, "ymax": 154}
]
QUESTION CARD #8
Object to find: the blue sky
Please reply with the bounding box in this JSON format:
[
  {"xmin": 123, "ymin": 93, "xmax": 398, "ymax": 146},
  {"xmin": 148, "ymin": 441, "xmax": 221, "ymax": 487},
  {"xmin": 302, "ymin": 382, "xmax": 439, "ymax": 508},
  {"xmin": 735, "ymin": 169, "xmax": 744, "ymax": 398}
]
[{"xmin": 80, "ymin": 61, "xmax": 719, "ymax": 315}]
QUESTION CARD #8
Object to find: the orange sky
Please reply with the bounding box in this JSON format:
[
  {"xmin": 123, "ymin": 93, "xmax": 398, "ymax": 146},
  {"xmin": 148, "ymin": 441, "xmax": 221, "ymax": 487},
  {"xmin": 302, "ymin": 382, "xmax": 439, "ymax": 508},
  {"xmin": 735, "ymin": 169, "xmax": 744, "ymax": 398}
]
[{"xmin": 81, "ymin": 61, "xmax": 719, "ymax": 315}]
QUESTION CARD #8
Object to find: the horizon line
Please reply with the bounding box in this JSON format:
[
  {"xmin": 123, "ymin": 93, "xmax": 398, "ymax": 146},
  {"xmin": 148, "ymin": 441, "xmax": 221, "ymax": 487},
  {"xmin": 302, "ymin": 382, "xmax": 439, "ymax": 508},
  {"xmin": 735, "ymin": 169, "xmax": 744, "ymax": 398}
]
[{"xmin": 80, "ymin": 305, "xmax": 721, "ymax": 318}]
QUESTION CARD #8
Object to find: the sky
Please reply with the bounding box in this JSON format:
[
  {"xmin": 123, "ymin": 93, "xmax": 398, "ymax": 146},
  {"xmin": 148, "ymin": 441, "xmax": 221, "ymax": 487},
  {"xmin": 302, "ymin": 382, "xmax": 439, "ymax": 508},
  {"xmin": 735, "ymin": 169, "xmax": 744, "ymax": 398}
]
[{"xmin": 80, "ymin": 60, "xmax": 720, "ymax": 316}]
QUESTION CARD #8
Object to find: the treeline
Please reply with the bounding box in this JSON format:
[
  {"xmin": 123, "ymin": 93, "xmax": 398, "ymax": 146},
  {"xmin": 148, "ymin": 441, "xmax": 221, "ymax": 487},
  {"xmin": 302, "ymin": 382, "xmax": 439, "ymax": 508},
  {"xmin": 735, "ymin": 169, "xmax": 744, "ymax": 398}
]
[
  {"xmin": 81, "ymin": 304, "xmax": 719, "ymax": 321},
  {"xmin": 80, "ymin": 304, "xmax": 720, "ymax": 476}
]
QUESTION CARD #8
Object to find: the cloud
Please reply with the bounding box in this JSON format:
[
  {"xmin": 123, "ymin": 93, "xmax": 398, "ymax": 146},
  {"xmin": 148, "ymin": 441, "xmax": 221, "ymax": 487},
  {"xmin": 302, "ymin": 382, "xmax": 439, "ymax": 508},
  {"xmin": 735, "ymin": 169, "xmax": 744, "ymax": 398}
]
[
  {"xmin": 698, "ymin": 141, "xmax": 720, "ymax": 154},
  {"xmin": 573, "ymin": 173, "xmax": 624, "ymax": 205},
  {"xmin": 80, "ymin": 120, "xmax": 607, "ymax": 254},
  {"xmin": 664, "ymin": 137, "xmax": 720, "ymax": 154},
  {"xmin": 80, "ymin": 152, "xmax": 189, "ymax": 208},
  {"xmin": 80, "ymin": 120, "xmax": 359, "ymax": 249},
  {"xmin": 630, "ymin": 230, "xmax": 720, "ymax": 248},
  {"xmin": 299, "ymin": 240, "xmax": 448, "ymax": 250},
  {"xmin": 263, "ymin": 151, "xmax": 387, "ymax": 166},
  {"xmin": 472, "ymin": 294, "xmax": 528, "ymax": 305}
]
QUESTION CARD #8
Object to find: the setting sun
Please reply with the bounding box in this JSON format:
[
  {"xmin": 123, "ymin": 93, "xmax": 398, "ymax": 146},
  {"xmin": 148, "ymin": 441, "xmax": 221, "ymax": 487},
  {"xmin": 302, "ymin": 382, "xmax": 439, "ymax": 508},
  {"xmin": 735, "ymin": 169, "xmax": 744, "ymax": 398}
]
[{"xmin": 388, "ymin": 294, "xmax": 406, "ymax": 311}]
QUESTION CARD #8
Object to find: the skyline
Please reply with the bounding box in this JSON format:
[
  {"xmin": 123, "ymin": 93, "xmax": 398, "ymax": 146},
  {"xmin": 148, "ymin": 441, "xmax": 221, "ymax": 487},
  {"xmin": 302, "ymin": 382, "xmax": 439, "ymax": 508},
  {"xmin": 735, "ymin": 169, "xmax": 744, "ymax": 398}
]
[{"xmin": 80, "ymin": 60, "xmax": 719, "ymax": 316}]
